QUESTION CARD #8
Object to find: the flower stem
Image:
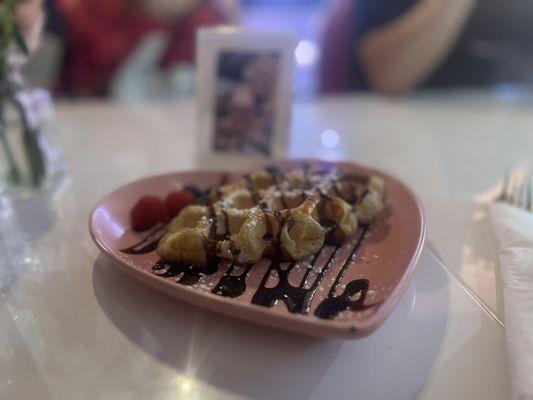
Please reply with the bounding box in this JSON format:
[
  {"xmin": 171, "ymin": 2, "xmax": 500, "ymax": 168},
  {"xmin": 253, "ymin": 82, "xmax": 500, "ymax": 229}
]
[
  {"xmin": 10, "ymin": 94, "xmax": 46, "ymax": 186},
  {"xmin": 0, "ymin": 99, "xmax": 22, "ymax": 184}
]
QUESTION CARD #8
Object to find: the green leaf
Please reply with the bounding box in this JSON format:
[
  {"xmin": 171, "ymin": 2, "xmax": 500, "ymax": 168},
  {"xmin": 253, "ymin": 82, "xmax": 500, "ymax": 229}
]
[
  {"xmin": 13, "ymin": 26, "xmax": 28, "ymax": 55},
  {"xmin": 0, "ymin": 10, "xmax": 14, "ymax": 49}
]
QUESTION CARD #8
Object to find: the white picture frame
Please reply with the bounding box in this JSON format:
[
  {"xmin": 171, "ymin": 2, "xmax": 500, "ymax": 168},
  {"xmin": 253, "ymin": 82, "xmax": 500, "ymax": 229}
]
[{"xmin": 196, "ymin": 27, "xmax": 296, "ymax": 167}]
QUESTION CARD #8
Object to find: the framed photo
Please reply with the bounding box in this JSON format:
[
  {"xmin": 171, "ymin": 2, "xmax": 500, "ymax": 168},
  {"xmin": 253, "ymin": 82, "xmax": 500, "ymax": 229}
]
[{"xmin": 196, "ymin": 27, "xmax": 296, "ymax": 165}]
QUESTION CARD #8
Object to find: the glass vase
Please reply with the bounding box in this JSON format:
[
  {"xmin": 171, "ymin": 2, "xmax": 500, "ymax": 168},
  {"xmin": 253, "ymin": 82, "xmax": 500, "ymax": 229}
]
[{"xmin": 0, "ymin": 85, "xmax": 66, "ymax": 194}]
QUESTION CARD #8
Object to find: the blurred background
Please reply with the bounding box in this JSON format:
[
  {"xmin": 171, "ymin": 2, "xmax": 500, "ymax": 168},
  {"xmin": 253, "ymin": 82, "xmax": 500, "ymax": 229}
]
[
  {"xmin": 27, "ymin": 0, "xmax": 533, "ymax": 101},
  {"xmin": 28, "ymin": 0, "xmax": 325, "ymax": 101}
]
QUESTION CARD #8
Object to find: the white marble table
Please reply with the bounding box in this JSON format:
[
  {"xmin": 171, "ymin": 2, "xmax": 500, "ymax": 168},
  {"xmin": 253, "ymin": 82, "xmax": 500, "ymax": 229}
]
[{"xmin": 3, "ymin": 90, "xmax": 528, "ymax": 399}]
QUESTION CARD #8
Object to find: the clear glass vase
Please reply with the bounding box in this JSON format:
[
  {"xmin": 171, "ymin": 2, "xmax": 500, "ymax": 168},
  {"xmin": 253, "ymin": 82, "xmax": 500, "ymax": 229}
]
[{"xmin": 0, "ymin": 83, "xmax": 66, "ymax": 194}]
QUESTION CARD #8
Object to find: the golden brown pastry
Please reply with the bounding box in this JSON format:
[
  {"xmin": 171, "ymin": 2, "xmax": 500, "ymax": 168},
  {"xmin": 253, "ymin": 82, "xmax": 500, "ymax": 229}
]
[{"xmin": 156, "ymin": 166, "xmax": 386, "ymax": 267}]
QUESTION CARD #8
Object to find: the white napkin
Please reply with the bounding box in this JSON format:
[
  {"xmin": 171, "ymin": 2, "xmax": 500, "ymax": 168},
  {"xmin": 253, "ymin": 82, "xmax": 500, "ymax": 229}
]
[{"xmin": 490, "ymin": 202, "xmax": 533, "ymax": 400}]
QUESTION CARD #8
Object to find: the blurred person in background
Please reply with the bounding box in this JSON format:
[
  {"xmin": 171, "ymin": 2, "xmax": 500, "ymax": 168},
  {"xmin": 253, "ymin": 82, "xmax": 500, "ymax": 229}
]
[
  {"xmin": 48, "ymin": 0, "xmax": 236, "ymax": 98},
  {"xmin": 321, "ymin": 0, "xmax": 533, "ymax": 94}
]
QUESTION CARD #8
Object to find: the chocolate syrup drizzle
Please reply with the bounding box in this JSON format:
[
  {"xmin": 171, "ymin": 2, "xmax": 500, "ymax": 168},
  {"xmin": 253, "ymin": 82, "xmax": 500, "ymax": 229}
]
[
  {"xmin": 120, "ymin": 223, "xmax": 167, "ymax": 255},
  {"xmin": 250, "ymin": 227, "xmax": 374, "ymax": 318},
  {"xmin": 152, "ymin": 259, "xmax": 219, "ymax": 286},
  {"xmin": 314, "ymin": 226, "xmax": 380, "ymax": 319},
  {"xmin": 328, "ymin": 226, "xmax": 369, "ymax": 297},
  {"xmin": 212, "ymin": 264, "xmax": 253, "ymax": 298},
  {"xmin": 250, "ymin": 250, "xmax": 325, "ymax": 314},
  {"xmin": 302, "ymin": 163, "xmax": 313, "ymax": 189},
  {"xmin": 244, "ymin": 174, "xmax": 261, "ymax": 203},
  {"xmin": 314, "ymin": 279, "xmax": 373, "ymax": 319},
  {"xmin": 124, "ymin": 227, "xmax": 377, "ymax": 319},
  {"xmin": 119, "ymin": 169, "xmax": 381, "ymax": 321}
]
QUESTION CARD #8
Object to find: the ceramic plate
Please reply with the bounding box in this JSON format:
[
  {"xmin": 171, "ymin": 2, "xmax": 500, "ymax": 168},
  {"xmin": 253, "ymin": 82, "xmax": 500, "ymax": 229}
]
[{"xmin": 89, "ymin": 160, "xmax": 425, "ymax": 339}]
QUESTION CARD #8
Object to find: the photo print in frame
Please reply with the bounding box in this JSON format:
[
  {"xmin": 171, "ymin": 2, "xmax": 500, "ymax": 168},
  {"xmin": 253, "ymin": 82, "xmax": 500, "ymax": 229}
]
[{"xmin": 197, "ymin": 27, "xmax": 296, "ymax": 166}]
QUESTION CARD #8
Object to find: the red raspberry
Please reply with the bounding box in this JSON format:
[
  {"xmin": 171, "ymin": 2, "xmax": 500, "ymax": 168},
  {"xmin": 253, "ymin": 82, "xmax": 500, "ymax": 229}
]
[
  {"xmin": 130, "ymin": 196, "xmax": 167, "ymax": 231},
  {"xmin": 165, "ymin": 190, "xmax": 196, "ymax": 219}
]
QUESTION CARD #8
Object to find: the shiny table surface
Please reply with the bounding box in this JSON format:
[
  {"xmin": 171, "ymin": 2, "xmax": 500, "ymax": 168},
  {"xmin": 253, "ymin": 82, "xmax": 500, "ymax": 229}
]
[{"xmin": 2, "ymin": 90, "xmax": 528, "ymax": 399}]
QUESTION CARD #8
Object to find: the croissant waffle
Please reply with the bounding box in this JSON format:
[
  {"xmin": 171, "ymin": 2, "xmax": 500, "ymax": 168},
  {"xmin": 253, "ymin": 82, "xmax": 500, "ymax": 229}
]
[{"xmin": 156, "ymin": 166, "xmax": 385, "ymax": 267}]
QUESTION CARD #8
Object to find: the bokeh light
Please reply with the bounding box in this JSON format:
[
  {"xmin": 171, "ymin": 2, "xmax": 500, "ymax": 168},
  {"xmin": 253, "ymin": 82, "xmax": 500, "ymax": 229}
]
[
  {"xmin": 179, "ymin": 378, "xmax": 193, "ymax": 393},
  {"xmin": 320, "ymin": 129, "xmax": 340, "ymax": 148},
  {"xmin": 295, "ymin": 40, "xmax": 319, "ymax": 67}
]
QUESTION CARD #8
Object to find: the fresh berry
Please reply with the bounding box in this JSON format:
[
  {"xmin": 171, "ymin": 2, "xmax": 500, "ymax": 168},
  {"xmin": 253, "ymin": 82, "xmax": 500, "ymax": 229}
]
[
  {"xmin": 131, "ymin": 196, "xmax": 167, "ymax": 231},
  {"xmin": 165, "ymin": 190, "xmax": 196, "ymax": 219}
]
